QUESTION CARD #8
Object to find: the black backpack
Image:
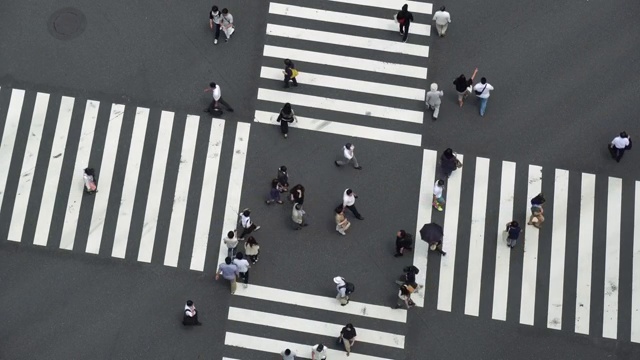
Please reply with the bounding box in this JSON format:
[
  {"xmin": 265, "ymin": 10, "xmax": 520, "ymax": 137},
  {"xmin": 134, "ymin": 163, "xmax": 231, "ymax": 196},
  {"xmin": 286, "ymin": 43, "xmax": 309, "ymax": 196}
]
[{"xmin": 341, "ymin": 282, "xmax": 355, "ymax": 295}]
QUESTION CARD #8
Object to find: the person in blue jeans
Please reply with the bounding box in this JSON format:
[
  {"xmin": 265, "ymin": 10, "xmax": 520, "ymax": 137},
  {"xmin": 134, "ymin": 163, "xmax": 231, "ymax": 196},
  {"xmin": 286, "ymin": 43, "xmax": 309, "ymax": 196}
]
[{"xmin": 473, "ymin": 77, "xmax": 494, "ymax": 116}]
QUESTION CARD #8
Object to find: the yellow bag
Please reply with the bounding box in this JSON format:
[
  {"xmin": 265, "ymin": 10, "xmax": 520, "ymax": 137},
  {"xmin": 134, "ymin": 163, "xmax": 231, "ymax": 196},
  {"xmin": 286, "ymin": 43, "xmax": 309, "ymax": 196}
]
[{"xmin": 291, "ymin": 69, "xmax": 299, "ymax": 78}]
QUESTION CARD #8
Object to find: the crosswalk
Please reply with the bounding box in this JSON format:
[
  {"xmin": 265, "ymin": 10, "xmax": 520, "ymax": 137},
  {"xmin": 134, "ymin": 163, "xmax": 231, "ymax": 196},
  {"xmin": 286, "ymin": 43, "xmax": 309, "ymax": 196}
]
[
  {"xmin": 253, "ymin": 0, "xmax": 433, "ymax": 147},
  {"xmin": 0, "ymin": 87, "xmax": 247, "ymax": 273},
  {"xmin": 413, "ymin": 149, "xmax": 640, "ymax": 343}
]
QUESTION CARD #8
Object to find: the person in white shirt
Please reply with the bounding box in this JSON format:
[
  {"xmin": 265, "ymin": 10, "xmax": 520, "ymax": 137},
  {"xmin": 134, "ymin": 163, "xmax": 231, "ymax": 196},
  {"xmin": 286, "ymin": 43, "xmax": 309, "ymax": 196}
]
[
  {"xmin": 182, "ymin": 300, "xmax": 202, "ymax": 326},
  {"xmin": 610, "ymin": 131, "xmax": 631, "ymax": 162},
  {"xmin": 208, "ymin": 6, "xmax": 222, "ymax": 45},
  {"xmin": 281, "ymin": 348, "xmax": 296, "ymax": 360},
  {"xmin": 432, "ymin": 6, "xmax": 452, "ymax": 37},
  {"xmin": 239, "ymin": 209, "xmax": 260, "ymax": 240},
  {"xmin": 223, "ymin": 230, "xmax": 239, "ymax": 258},
  {"xmin": 473, "ymin": 77, "xmax": 494, "ymax": 117},
  {"xmin": 233, "ymin": 252, "xmax": 250, "ymax": 288},
  {"xmin": 311, "ymin": 344, "xmax": 327, "ymax": 360},
  {"xmin": 335, "ymin": 142, "xmax": 362, "ymax": 170},
  {"xmin": 425, "ymin": 83, "xmax": 444, "ymax": 120},
  {"xmin": 291, "ymin": 203, "xmax": 308, "ymax": 230},
  {"xmin": 220, "ymin": 8, "xmax": 235, "ymax": 42},
  {"xmin": 432, "ymin": 179, "xmax": 445, "ymax": 211},
  {"xmin": 204, "ymin": 82, "xmax": 234, "ymax": 114},
  {"xmin": 342, "ymin": 188, "xmax": 364, "ymax": 220},
  {"xmin": 334, "ymin": 276, "xmax": 350, "ymax": 305}
]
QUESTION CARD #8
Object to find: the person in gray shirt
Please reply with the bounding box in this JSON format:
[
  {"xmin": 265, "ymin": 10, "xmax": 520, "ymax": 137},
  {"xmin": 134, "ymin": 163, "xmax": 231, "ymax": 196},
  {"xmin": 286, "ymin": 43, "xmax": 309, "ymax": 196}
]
[
  {"xmin": 426, "ymin": 83, "xmax": 444, "ymax": 120},
  {"xmin": 216, "ymin": 257, "xmax": 239, "ymax": 294}
]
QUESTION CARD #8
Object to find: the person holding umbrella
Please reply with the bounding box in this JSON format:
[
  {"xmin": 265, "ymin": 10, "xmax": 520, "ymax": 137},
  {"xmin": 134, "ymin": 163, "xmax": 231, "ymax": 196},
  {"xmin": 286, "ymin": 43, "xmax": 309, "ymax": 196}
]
[{"xmin": 420, "ymin": 223, "xmax": 447, "ymax": 256}]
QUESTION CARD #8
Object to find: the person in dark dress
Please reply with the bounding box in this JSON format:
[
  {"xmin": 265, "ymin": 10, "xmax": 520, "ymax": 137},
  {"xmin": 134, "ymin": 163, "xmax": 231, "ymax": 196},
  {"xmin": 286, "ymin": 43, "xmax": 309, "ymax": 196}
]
[{"xmin": 276, "ymin": 102, "xmax": 296, "ymax": 138}]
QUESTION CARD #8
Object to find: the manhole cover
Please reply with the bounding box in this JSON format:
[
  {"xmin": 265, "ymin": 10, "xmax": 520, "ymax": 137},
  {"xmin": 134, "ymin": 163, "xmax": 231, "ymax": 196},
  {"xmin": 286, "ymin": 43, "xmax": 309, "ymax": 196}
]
[{"xmin": 48, "ymin": 7, "xmax": 86, "ymax": 40}]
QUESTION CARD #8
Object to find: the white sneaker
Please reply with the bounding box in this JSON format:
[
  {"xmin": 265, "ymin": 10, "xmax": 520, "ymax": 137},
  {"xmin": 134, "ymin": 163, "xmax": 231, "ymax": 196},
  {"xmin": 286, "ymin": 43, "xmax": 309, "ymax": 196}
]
[
  {"xmin": 254, "ymin": 226, "xmax": 261, "ymax": 231},
  {"xmin": 214, "ymin": 39, "xmax": 218, "ymax": 45},
  {"xmin": 243, "ymin": 284, "xmax": 248, "ymax": 288}
]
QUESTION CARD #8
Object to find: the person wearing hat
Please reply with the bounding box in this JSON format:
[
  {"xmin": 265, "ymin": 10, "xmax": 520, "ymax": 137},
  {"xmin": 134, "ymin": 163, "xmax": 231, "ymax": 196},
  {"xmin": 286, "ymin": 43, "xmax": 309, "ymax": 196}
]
[
  {"xmin": 609, "ymin": 131, "xmax": 631, "ymax": 162},
  {"xmin": 182, "ymin": 300, "xmax": 202, "ymax": 326},
  {"xmin": 334, "ymin": 276, "xmax": 352, "ymax": 306},
  {"xmin": 335, "ymin": 143, "xmax": 362, "ymax": 170},
  {"xmin": 426, "ymin": 83, "xmax": 444, "ymax": 120},
  {"xmin": 311, "ymin": 343, "xmax": 327, "ymax": 360}
]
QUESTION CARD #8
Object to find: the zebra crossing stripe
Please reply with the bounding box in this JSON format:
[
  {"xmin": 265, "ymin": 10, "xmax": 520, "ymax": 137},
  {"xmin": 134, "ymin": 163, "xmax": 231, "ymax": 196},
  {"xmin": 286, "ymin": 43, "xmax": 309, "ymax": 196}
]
[
  {"xmin": 266, "ymin": 24, "xmax": 430, "ymax": 58},
  {"xmin": 8, "ymin": 92, "xmax": 49, "ymax": 242},
  {"xmin": 520, "ymin": 165, "xmax": 542, "ymax": 325},
  {"xmin": 632, "ymin": 181, "xmax": 640, "ymax": 343},
  {"xmin": 547, "ymin": 169, "xmax": 569, "ymax": 330},
  {"xmin": 34, "ymin": 96, "xmax": 75, "ymax": 246},
  {"xmin": 60, "ymin": 100, "xmax": 100, "ymax": 251},
  {"xmin": 575, "ymin": 173, "xmax": 596, "ymax": 335},
  {"xmin": 603, "ymin": 177, "xmax": 622, "ymax": 339},
  {"xmin": 328, "ymin": 0, "xmax": 433, "ymax": 14},
  {"xmin": 0, "ymin": 89, "xmax": 25, "ymax": 224},
  {"xmin": 269, "ymin": 3, "xmax": 431, "ymax": 36}
]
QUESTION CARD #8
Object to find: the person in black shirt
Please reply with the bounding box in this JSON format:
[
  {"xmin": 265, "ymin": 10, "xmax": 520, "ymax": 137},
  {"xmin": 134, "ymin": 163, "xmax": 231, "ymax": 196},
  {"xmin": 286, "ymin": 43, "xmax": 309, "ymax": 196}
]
[
  {"xmin": 505, "ymin": 221, "xmax": 521, "ymax": 248},
  {"xmin": 453, "ymin": 74, "xmax": 473, "ymax": 107},
  {"xmin": 394, "ymin": 230, "xmax": 413, "ymax": 257},
  {"xmin": 276, "ymin": 103, "xmax": 296, "ymax": 138},
  {"xmin": 338, "ymin": 323, "xmax": 357, "ymax": 356},
  {"xmin": 440, "ymin": 148, "xmax": 460, "ymax": 178},
  {"xmin": 396, "ymin": 4, "xmax": 414, "ymax": 43},
  {"xmin": 283, "ymin": 59, "xmax": 298, "ymax": 88}
]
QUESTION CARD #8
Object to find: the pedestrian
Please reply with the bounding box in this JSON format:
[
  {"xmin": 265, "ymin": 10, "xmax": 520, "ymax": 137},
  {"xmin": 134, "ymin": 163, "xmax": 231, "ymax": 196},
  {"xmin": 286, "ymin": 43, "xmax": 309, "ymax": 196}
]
[
  {"xmin": 338, "ymin": 323, "xmax": 357, "ymax": 356},
  {"xmin": 335, "ymin": 206, "xmax": 351, "ymax": 236},
  {"xmin": 394, "ymin": 230, "xmax": 413, "ymax": 257},
  {"xmin": 277, "ymin": 166, "xmax": 289, "ymax": 193},
  {"xmin": 426, "ymin": 83, "xmax": 444, "ymax": 120},
  {"xmin": 281, "ymin": 348, "xmax": 296, "ymax": 360},
  {"xmin": 283, "ymin": 59, "xmax": 299, "ymax": 88},
  {"xmin": 204, "ymin": 82, "xmax": 234, "ymax": 114},
  {"xmin": 83, "ymin": 168, "xmax": 98, "ymax": 194},
  {"xmin": 432, "ymin": 179, "xmax": 445, "ymax": 211},
  {"xmin": 440, "ymin": 148, "xmax": 462, "ymax": 178},
  {"xmin": 276, "ymin": 103, "xmax": 296, "ymax": 138},
  {"xmin": 334, "ymin": 276, "xmax": 354, "ymax": 306},
  {"xmin": 609, "ymin": 131, "xmax": 632, "ymax": 162},
  {"xmin": 244, "ymin": 236, "xmax": 260, "ymax": 264},
  {"xmin": 215, "ymin": 257, "xmax": 239, "ymax": 294},
  {"xmin": 473, "ymin": 77, "xmax": 494, "ymax": 117},
  {"xmin": 396, "ymin": 4, "xmax": 414, "ymax": 43},
  {"xmin": 209, "ymin": 6, "xmax": 222, "ymax": 45},
  {"xmin": 334, "ymin": 142, "xmax": 362, "ymax": 170},
  {"xmin": 239, "ymin": 209, "xmax": 260, "ymax": 239},
  {"xmin": 233, "ymin": 252, "xmax": 250, "ymax": 288},
  {"xmin": 429, "ymin": 238, "xmax": 447, "ymax": 256},
  {"xmin": 220, "ymin": 8, "xmax": 235, "ymax": 42},
  {"xmin": 394, "ymin": 284, "xmax": 416, "ymax": 309},
  {"xmin": 292, "ymin": 203, "xmax": 308, "ymax": 230},
  {"xmin": 505, "ymin": 221, "xmax": 521, "ymax": 249},
  {"xmin": 182, "ymin": 300, "xmax": 202, "ymax": 326},
  {"xmin": 453, "ymin": 74, "xmax": 473, "ymax": 107},
  {"xmin": 266, "ymin": 179, "xmax": 284, "ymax": 205},
  {"xmin": 311, "ymin": 344, "xmax": 327, "ymax": 360},
  {"xmin": 223, "ymin": 230, "xmax": 239, "ymax": 258},
  {"xmin": 528, "ymin": 193, "xmax": 545, "ymax": 228},
  {"xmin": 394, "ymin": 265, "xmax": 419, "ymax": 287},
  {"xmin": 342, "ymin": 188, "xmax": 364, "ymax": 220},
  {"xmin": 432, "ymin": 6, "xmax": 451, "ymax": 37},
  {"xmin": 289, "ymin": 184, "xmax": 304, "ymax": 205}
]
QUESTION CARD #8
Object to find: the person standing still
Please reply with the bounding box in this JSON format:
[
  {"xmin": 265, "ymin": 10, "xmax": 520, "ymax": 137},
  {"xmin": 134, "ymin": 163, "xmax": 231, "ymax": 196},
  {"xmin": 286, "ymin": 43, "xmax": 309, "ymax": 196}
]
[
  {"xmin": 473, "ymin": 77, "xmax": 494, "ymax": 117},
  {"xmin": 505, "ymin": 221, "xmax": 521, "ymax": 249},
  {"xmin": 394, "ymin": 230, "xmax": 413, "ymax": 257},
  {"xmin": 204, "ymin": 82, "xmax": 234, "ymax": 114},
  {"xmin": 266, "ymin": 179, "xmax": 284, "ymax": 205},
  {"xmin": 233, "ymin": 252, "xmax": 250, "ymax": 288},
  {"xmin": 209, "ymin": 6, "xmax": 222, "ymax": 45},
  {"xmin": 292, "ymin": 203, "xmax": 308, "ymax": 230},
  {"xmin": 220, "ymin": 8, "xmax": 235, "ymax": 42},
  {"xmin": 339, "ymin": 323, "xmax": 357, "ymax": 356},
  {"xmin": 343, "ymin": 188, "xmax": 364, "ymax": 220},
  {"xmin": 396, "ymin": 4, "xmax": 414, "ymax": 43},
  {"xmin": 277, "ymin": 103, "xmax": 296, "ymax": 138},
  {"xmin": 528, "ymin": 193, "xmax": 545, "ymax": 228},
  {"xmin": 335, "ymin": 143, "xmax": 362, "ymax": 170},
  {"xmin": 432, "ymin": 179, "xmax": 445, "ymax": 211},
  {"xmin": 432, "ymin": 6, "xmax": 451, "ymax": 37},
  {"xmin": 283, "ymin": 59, "xmax": 298, "ymax": 88},
  {"xmin": 426, "ymin": 83, "xmax": 444, "ymax": 120},
  {"xmin": 609, "ymin": 131, "xmax": 631, "ymax": 162},
  {"xmin": 335, "ymin": 206, "xmax": 351, "ymax": 236},
  {"xmin": 453, "ymin": 74, "xmax": 473, "ymax": 107},
  {"xmin": 216, "ymin": 257, "xmax": 239, "ymax": 294},
  {"xmin": 182, "ymin": 300, "xmax": 202, "ymax": 326},
  {"xmin": 223, "ymin": 230, "xmax": 239, "ymax": 258}
]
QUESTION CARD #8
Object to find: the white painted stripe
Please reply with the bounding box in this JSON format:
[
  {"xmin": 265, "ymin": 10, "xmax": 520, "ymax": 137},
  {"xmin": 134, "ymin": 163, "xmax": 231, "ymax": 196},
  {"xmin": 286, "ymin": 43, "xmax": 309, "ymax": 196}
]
[
  {"xmin": 222, "ymin": 358, "xmax": 240, "ymax": 360},
  {"xmin": 269, "ymin": 3, "xmax": 431, "ymax": 36},
  {"xmin": 164, "ymin": 116, "xmax": 200, "ymax": 267},
  {"xmin": 267, "ymin": 24, "xmax": 430, "ymax": 58},
  {"xmin": 520, "ymin": 165, "xmax": 542, "ymax": 325},
  {"xmin": 85, "ymin": 104, "xmax": 125, "ymax": 254},
  {"xmin": 111, "ymin": 107, "xmax": 149, "ymax": 259},
  {"xmin": 34, "ymin": 96, "xmax": 75, "ymax": 246},
  {"xmin": 260, "ymin": 67, "xmax": 425, "ymax": 101},
  {"xmin": 234, "ymin": 284, "xmax": 407, "ymax": 323},
  {"xmin": 138, "ymin": 111, "xmax": 174, "ymax": 263},
  {"xmin": 0, "ymin": 89, "xmax": 25, "ymax": 218},
  {"xmin": 412, "ymin": 149, "xmax": 437, "ymax": 307},
  {"xmin": 60, "ymin": 100, "xmax": 100, "ymax": 250},
  {"xmin": 491, "ymin": 161, "xmax": 516, "ymax": 321},
  {"xmin": 328, "ymin": 0, "xmax": 433, "ymax": 14},
  {"xmin": 263, "ymin": 45, "xmax": 427, "ymax": 79},
  {"xmin": 603, "ymin": 177, "xmax": 622, "ymax": 339},
  {"xmin": 257, "ymin": 89, "xmax": 423, "ymax": 124},
  {"xmin": 8, "ymin": 92, "xmax": 49, "ymax": 242},
  {"xmin": 190, "ymin": 119, "xmax": 225, "ymax": 271},
  {"xmin": 437, "ymin": 154, "xmax": 463, "ymax": 311},
  {"xmin": 547, "ymin": 169, "xmax": 569, "ymax": 330},
  {"xmin": 219, "ymin": 123, "xmax": 251, "ymax": 266},
  {"xmin": 464, "ymin": 157, "xmax": 490, "ymax": 317},
  {"xmin": 228, "ymin": 307, "xmax": 404, "ymax": 348},
  {"xmin": 225, "ymin": 332, "xmax": 394, "ymax": 360},
  {"xmin": 575, "ymin": 173, "xmax": 595, "ymax": 335},
  {"xmin": 253, "ymin": 111, "xmax": 421, "ymax": 147},
  {"xmin": 632, "ymin": 181, "xmax": 640, "ymax": 343}
]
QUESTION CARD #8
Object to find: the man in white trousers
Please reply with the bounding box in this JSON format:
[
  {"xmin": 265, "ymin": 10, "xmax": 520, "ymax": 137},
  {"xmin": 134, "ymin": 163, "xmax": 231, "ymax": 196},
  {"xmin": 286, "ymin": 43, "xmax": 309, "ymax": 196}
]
[{"xmin": 432, "ymin": 6, "xmax": 452, "ymax": 37}]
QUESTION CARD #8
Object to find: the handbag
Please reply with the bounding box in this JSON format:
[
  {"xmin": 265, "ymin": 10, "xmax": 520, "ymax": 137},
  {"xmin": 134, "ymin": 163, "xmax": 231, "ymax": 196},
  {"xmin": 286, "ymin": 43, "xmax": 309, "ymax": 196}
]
[
  {"xmin": 474, "ymin": 85, "xmax": 487, "ymax": 96},
  {"xmin": 626, "ymin": 139, "xmax": 633, "ymax": 150}
]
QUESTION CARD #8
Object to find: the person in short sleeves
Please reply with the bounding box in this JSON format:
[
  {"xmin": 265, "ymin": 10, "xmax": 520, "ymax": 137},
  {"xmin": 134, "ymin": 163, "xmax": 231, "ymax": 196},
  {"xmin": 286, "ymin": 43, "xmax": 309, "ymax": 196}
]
[
  {"xmin": 473, "ymin": 77, "xmax": 494, "ymax": 117},
  {"xmin": 220, "ymin": 8, "xmax": 234, "ymax": 42},
  {"xmin": 311, "ymin": 344, "xmax": 327, "ymax": 360},
  {"xmin": 339, "ymin": 323, "xmax": 357, "ymax": 355},
  {"xmin": 209, "ymin": 6, "xmax": 222, "ymax": 45},
  {"xmin": 610, "ymin": 131, "xmax": 631, "ymax": 162},
  {"xmin": 505, "ymin": 221, "xmax": 521, "ymax": 248},
  {"xmin": 204, "ymin": 82, "xmax": 234, "ymax": 113},
  {"xmin": 182, "ymin": 300, "xmax": 202, "ymax": 326},
  {"xmin": 233, "ymin": 252, "xmax": 250, "ymax": 288}
]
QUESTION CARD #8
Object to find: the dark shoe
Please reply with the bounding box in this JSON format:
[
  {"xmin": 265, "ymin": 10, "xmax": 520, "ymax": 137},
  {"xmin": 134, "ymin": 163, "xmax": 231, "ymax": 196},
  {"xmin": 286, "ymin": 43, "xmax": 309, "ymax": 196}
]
[
  {"xmin": 394, "ymin": 253, "xmax": 402, "ymax": 257},
  {"xmin": 293, "ymin": 83, "xmax": 298, "ymax": 87},
  {"xmin": 334, "ymin": 161, "xmax": 340, "ymax": 166},
  {"xmin": 354, "ymin": 166, "xmax": 362, "ymax": 170},
  {"xmin": 227, "ymin": 108, "xmax": 235, "ymax": 112},
  {"xmin": 356, "ymin": 216, "xmax": 364, "ymax": 220},
  {"xmin": 441, "ymin": 251, "xmax": 447, "ymax": 256},
  {"xmin": 196, "ymin": 322, "xmax": 202, "ymax": 326},
  {"xmin": 203, "ymin": 108, "xmax": 211, "ymax": 113},
  {"xmin": 284, "ymin": 85, "xmax": 290, "ymax": 88}
]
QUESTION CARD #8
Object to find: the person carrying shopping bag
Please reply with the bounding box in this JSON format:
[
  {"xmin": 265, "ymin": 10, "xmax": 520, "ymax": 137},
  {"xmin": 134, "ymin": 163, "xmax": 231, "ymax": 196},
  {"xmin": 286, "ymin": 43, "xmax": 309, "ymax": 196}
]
[{"xmin": 221, "ymin": 8, "xmax": 235, "ymax": 42}]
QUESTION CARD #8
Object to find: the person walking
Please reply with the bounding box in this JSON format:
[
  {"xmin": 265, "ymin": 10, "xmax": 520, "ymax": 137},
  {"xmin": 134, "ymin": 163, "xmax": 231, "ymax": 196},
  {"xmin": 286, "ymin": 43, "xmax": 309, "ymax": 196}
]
[
  {"xmin": 394, "ymin": 284, "xmax": 416, "ymax": 309},
  {"xmin": 394, "ymin": 265, "xmax": 419, "ymax": 287},
  {"xmin": 276, "ymin": 103, "xmax": 296, "ymax": 138},
  {"xmin": 426, "ymin": 83, "xmax": 444, "ymax": 120},
  {"xmin": 220, "ymin": 8, "xmax": 235, "ymax": 42},
  {"xmin": 292, "ymin": 203, "xmax": 308, "ymax": 230},
  {"xmin": 239, "ymin": 209, "xmax": 260, "ymax": 240},
  {"xmin": 432, "ymin": 6, "xmax": 452, "ymax": 37},
  {"xmin": 244, "ymin": 236, "xmax": 260, "ymax": 264},
  {"xmin": 266, "ymin": 179, "xmax": 284, "ymax": 205},
  {"xmin": 334, "ymin": 276, "xmax": 354, "ymax": 306},
  {"xmin": 338, "ymin": 323, "xmax": 357, "ymax": 356},
  {"xmin": 311, "ymin": 344, "xmax": 327, "ymax": 360},
  {"xmin": 528, "ymin": 193, "xmax": 546, "ymax": 228},
  {"xmin": 429, "ymin": 238, "xmax": 447, "ymax": 256},
  {"xmin": 335, "ymin": 206, "xmax": 351, "ymax": 236},
  {"xmin": 396, "ymin": 4, "xmax": 414, "ymax": 43},
  {"xmin": 432, "ymin": 179, "xmax": 445, "ymax": 211},
  {"xmin": 283, "ymin": 59, "xmax": 298, "ymax": 88},
  {"xmin": 342, "ymin": 188, "xmax": 364, "ymax": 220},
  {"xmin": 182, "ymin": 300, "xmax": 202, "ymax": 326},
  {"xmin": 609, "ymin": 131, "xmax": 632, "ymax": 162},
  {"xmin": 473, "ymin": 77, "xmax": 494, "ymax": 117},
  {"xmin": 233, "ymin": 252, "xmax": 250, "ymax": 288},
  {"xmin": 453, "ymin": 74, "xmax": 473, "ymax": 107},
  {"xmin": 204, "ymin": 82, "xmax": 234, "ymax": 114},
  {"xmin": 440, "ymin": 148, "xmax": 462, "ymax": 178},
  {"xmin": 394, "ymin": 230, "xmax": 414, "ymax": 257},
  {"xmin": 216, "ymin": 257, "xmax": 239, "ymax": 294},
  {"xmin": 209, "ymin": 6, "xmax": 222, "ymax": 45},
  {"xmin": 277, "ymin": 166, "xmax": 289, "ymax": 193},
  {"xmin": 223, "ymin": 230, "xmax": 239, "ymax": 258},
  {"xmin": 289, "ymin": 184, "xmax": 304, "ymax": 205},
  {"xmin": 334, "ymin": 142, "xmax": 362, "ymax": 170},
  {"xmin": 505, "ymin": 221, "xmax": 521, "ymax": 249},
  {"xmin": 281, "ymin": 348, "xmax": 297, "ymax": 360}
]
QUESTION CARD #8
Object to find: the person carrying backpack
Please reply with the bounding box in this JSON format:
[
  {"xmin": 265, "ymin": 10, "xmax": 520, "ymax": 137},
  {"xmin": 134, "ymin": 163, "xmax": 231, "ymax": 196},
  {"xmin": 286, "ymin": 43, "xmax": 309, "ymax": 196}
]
[
  {"xmin": 505, "ymin": 221, "xmax": 522, "ymax": 248},
  {"xmin": 334, "ymin": 276, "xmax": 354, "ymax": 306}
]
